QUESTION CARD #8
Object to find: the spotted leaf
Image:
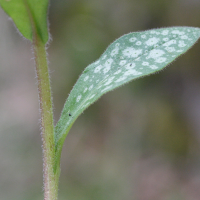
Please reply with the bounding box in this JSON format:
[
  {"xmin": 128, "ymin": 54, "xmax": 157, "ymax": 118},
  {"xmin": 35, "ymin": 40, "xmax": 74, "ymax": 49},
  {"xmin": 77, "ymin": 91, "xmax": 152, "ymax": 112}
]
[{"xmin": 54, "ymin": 27, "xmax": 200, "ymax": 163}]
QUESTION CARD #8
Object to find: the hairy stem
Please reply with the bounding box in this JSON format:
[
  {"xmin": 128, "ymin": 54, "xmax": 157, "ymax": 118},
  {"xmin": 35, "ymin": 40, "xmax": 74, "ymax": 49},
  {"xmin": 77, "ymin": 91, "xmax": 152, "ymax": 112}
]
[{"xmin": 33, "ymin": 36, "xmax": 60, "ymax": 200}]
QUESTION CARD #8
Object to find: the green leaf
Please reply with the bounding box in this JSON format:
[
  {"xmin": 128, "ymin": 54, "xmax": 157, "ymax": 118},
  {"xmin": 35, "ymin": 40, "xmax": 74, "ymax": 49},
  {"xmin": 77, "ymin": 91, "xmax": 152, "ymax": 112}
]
[
  {"xmin": 55, "ymin": 27, "xmax": 200, "ymax": 161},
  {"xmin": 0, "ymin": 0, "xmax": 49, "ymax": 43}
]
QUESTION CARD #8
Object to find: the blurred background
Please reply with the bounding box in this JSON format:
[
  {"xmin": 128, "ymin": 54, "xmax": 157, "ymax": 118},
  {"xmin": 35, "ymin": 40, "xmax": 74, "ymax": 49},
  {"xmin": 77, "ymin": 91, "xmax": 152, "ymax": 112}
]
[{"xmin": 0, "ymin": 0, "xmax": 200, "ymax": 199}]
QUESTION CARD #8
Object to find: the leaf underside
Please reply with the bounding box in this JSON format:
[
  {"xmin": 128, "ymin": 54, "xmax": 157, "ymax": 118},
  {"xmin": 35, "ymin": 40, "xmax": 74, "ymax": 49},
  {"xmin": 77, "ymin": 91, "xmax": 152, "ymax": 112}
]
[
  {"xmin": 0, "ymin": 0, "xmax": 49, "ymax": 43},
  {"xmin": 54, "ymin": 26, "xmax": 200, "ymax": 158}
]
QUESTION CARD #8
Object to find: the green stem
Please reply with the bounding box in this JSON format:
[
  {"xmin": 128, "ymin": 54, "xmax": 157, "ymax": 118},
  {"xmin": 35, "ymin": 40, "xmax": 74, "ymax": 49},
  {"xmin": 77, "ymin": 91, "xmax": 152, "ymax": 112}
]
[
  {"xmin": 33, "ymin": 36, "xmax": 60, "ymax": 200},
  {"xmin": 22, "ymin": 1, "xmax": 60, "ymax": 198}
]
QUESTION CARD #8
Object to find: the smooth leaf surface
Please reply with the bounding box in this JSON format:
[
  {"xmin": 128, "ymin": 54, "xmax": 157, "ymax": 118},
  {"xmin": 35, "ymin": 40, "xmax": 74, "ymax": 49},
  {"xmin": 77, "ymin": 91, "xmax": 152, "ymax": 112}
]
[
  {"xmin": 0, "ymin": 0, "xmax": 49, "ymax": 43},
  {"xmin": 55, "ymin": 27, "xmax": 200, "ymax": 158}
]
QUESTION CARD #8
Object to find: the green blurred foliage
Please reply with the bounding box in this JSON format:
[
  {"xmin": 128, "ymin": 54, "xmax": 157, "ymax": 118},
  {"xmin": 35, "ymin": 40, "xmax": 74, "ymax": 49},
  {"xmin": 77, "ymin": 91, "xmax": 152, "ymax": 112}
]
[{"xmin": 1, "ymin": 0, "xmax": 200, "ymax": 199}]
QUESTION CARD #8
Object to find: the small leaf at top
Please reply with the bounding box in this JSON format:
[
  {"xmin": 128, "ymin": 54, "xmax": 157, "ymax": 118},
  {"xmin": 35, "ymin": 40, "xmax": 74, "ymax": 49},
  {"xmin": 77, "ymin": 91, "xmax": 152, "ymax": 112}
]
[
  {"xmin": 0, "ymin": 0, "xmax": 49, "ymax": 43},
  {"xmin": 55, "ymin": 27, "xmax": 200, "ymax": 160}
]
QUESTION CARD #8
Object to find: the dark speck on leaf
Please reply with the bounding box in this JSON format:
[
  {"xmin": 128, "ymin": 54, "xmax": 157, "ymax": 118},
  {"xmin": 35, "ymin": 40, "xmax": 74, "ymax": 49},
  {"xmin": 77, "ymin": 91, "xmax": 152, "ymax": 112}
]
[{"xmin": 69, "ymin": 113, "xmax": 71, "ymax": 116}]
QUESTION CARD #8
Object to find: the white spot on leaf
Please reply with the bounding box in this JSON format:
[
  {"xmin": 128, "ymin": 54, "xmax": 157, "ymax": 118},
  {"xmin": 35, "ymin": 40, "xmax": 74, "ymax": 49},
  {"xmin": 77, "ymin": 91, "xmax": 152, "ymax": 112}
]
[
  {"xmin": 177, "ymin": 50, "xmax": 184, "ymax": 52},
  {"xmin": 104, "ymin": 77, "xmax": 115, "ymax": 86},
  {"xmin": 83, "ymin": 88, "xmax": 88, "ymax": 93},
  {"xmin": 115, "ymin": 76, "xmax": 127, "ymax": 82},
  {"xmin": 149, "ymin": 65, "xmax": 158, "ymax": 69},
  {"xmin": 163, "ymin": 38, "xmax": 169, "ymax": 42},
  {"xmin": 136, "ymin": 41, "xmax": 142, "ymax": 45},
  {"xmin": 119, "ymin": 60, "xmax": 126, "ymax": 66},
  {"xmin": 163, "ymin": 40, "xmax": 176, "ymax": 47},
  {"xmin": 148, "ymin": 49, "xmax": 165, "ymax": 59},
  {"xmin": 101, "ymin": 85, "xmax": 113, "ymax": 93},
  {"xmin": 94, "ymin": 65, "xmax": 103, "ymax": 73},
  {"xmin": 161, "ymin": 30, "xmax": 169, "ymax": 35},
  {"xmin": 178, "ymin": 40, "xmax": 186, "ymax": 47},
  {"xmin": 94, "ymin": 60, "xmax": 100, "ymax": 65},
  {"xmin": 124, "ymin": 69, "xmax": 142, "ymax": 76},
  {"xmin": 89, "ymin": 85, "xmax": 93, "ymax": 90},
  {"xmin": 88, "ymin": 94, "xmax": 95, "ymax": 100},
  {"xmin": 181, "ymin": 35, "xmax": 188, "ymax": 40},
  {"xmin": 103, "ymin": 59, "xmax": 113, "ymax": 74},
  {"xmin": 141, "ymin": 35, "xmax": 146, "ymax": 38},
  {"xmin": 145, "ymin": 37, "xmax": 160, "ymax": 46},
  {"xmin": 165, "ymin": 47, "xmax": 175, "ymax": 52},
  {"xmin": 111, "ymin": 48, "xmax": 119, "ymax": 57},
  {"xmin": 129, "ymin": 37, "xmax": 137, "ymax": 42},
  {"xmin": 155, "ymin": 57, "xmax": 167, "ymax": 63},
  {"xmin": 142, "ymin": 62, "xmax": 149, "ymax": 66},
  {"xmin": 171, "ymin": 30, "xmax": 185, "ymax": 35},
  {"xmin": 123, "ymin": 47, "xmax": 142, "ymax": 58},
  {"xmin": 76, "ymin": 95, "xmax": 82, "ymax": 102},
  {"xmin": 84, "ymin": 76, "xmax": 89, "ymax": 81},
  {"xmin": 114, "ymin": 70, "xmax": 121, "ymax": 75},
  {"xmin": 102, "ymin": 55, "xmax": 107, "ymax": 60}
]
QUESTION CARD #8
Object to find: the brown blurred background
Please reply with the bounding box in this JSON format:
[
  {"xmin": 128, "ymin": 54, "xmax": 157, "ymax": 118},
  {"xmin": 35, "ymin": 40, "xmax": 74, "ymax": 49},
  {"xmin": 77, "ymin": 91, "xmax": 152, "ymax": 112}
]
[{"xmin": 1, "ymin": 0, "xmax": 200, "ymax": 199}]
